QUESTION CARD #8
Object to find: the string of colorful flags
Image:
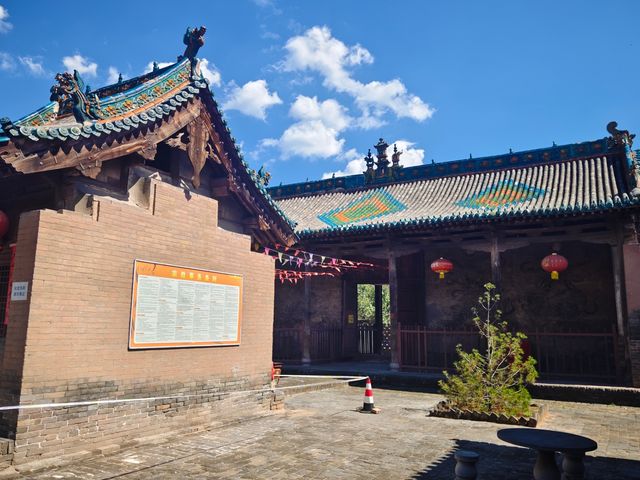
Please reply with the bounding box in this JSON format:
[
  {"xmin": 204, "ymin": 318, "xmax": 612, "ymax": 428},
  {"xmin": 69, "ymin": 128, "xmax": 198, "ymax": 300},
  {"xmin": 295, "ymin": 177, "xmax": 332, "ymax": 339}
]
[
  {"xmin": 262, "ymin": 244, "xmax": 381, "ymax": 284},
  {"xmin": 275, "ymin": 270, "xmax": 338, "ymax": 284}
]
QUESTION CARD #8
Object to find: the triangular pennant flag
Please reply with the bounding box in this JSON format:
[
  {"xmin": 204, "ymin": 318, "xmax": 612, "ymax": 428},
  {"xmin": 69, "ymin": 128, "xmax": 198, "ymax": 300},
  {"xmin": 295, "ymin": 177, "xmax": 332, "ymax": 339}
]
[
  {"xmin": 278, "ymin": 252, "xmax": 283, "ymax": 262},
  {"xmin": 264, "ymin": 247, "xmax": 270, "ymax": 256}
]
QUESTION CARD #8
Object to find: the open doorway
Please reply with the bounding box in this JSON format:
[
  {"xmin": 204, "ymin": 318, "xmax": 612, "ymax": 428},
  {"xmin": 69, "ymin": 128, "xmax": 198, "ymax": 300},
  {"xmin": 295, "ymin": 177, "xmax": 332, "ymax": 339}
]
[{"xmin": 357, "ymin": 284, "xmax": 390, "ymax": 357}]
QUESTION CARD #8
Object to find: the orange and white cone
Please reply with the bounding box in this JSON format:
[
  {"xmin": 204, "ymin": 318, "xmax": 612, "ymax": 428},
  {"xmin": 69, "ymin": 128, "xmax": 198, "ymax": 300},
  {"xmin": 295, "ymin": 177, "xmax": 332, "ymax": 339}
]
[{"xmin": 362, "ymin": 377, "xmax": 375, "ymax": 412}]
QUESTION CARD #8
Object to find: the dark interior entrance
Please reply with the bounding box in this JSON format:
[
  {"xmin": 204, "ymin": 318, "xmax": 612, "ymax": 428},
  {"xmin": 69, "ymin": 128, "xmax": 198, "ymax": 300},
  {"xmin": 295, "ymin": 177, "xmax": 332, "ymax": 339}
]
[{"xmin": 357, "ymin": 284, "xmax": 391, "ymax": 357}]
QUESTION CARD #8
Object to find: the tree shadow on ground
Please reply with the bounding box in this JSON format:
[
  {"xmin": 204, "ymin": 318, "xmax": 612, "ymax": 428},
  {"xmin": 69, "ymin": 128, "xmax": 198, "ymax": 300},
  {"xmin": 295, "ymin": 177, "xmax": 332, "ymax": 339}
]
[{"xmin": 411, "ymin": 439, "xmax": 640, "ymax": 479}]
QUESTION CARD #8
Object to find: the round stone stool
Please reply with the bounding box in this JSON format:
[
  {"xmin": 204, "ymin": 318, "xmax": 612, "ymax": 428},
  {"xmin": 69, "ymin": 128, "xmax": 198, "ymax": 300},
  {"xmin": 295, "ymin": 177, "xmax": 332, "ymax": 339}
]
[{"xmin": 454, "ymin": 450, "xmax": 479, "ymax": 480}]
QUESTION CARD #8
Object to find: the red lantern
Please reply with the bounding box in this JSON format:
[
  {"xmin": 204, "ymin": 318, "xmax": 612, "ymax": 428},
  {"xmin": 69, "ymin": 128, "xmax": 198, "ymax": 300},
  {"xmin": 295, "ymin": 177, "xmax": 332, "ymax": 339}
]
[
  {"xmin": 0, "ymin": 210, "xmax": 8, "ymax": 239},
  {"xmin": 431, "ymin": 257, "xmax": 453, "ymax": 279},
  {"xmin": 541, "ymin": 252, "xmax": 568, "ymax": 280}
]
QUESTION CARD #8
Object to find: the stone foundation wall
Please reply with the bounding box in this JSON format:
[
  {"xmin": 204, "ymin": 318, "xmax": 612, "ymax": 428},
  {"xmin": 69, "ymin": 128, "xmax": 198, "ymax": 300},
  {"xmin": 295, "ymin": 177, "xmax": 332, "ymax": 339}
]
[
  {"xmin": 0, "ymin": 179, "xmax": 278, "ymax": 465},
  {"xmin": 12, "ymin": 375, "xmax": 277, "ymax": 465}
]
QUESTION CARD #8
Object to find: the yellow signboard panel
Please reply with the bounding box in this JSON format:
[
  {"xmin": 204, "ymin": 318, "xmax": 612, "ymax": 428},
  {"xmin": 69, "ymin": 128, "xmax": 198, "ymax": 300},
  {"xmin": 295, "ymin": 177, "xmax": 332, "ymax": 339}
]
[{"xmin": 129, "ymin": 260, "xmax": 243, "ymax": 349}]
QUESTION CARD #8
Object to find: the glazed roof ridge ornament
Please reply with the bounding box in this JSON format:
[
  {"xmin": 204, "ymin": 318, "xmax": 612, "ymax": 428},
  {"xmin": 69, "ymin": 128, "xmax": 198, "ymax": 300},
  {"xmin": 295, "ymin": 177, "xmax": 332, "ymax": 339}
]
[
  {"xmin": 49, "ymin": 70, "xmax": 103, "ymax": 124},
  {"xmin": 179, "ymin": 26, "xmax": 207, "ymax": 79}
]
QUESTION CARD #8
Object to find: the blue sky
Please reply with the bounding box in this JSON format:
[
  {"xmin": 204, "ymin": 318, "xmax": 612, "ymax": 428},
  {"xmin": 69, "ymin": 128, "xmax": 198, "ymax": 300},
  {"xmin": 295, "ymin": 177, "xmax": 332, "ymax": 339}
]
[{"xmin": 0, "ymin": 1, "xmax": 638, "ymax": 185}]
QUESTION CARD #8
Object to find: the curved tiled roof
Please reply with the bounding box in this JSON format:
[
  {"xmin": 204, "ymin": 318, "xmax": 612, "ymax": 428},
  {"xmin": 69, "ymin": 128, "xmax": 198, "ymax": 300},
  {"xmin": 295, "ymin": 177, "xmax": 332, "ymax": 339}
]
[
  {"xmin": 0, "ymin": 55, "xmax": 297, "ymax": 241},
  {"xmin": 2, "ymin": 60, "xmax": 197, "ymax": 142},
  {"xmin": 276, "ymin": 154, "xmax": 640, "ymax": 238}
]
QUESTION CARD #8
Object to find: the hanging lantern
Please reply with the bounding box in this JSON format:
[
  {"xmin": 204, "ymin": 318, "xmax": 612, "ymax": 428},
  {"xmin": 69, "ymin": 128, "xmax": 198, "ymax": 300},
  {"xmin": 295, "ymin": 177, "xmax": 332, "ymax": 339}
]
[
  {"xmin": 431, "ymin": 257, "xmax": 453, "ymax": 279},
  {"xmin": 541, "ymin": 252, "xmax": 568, "ymax": 280},
  {"xmin": 0, "ymin": 210, "xmax": 8, "ymax": 239}
]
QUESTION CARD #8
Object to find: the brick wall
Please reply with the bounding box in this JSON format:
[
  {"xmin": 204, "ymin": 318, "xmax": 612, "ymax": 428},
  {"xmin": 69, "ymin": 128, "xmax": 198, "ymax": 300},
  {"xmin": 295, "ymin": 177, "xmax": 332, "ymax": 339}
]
[
  {"xmin": 0, "ymin": 179, "xmax": 279, "ymax": 465},
  {"xmin": 274, "ymin": 276, "xmax": 343, "ymax": 327},
  {"xmin": 623, "ymin": 243, "xmax": 640, "ymax": 387}
]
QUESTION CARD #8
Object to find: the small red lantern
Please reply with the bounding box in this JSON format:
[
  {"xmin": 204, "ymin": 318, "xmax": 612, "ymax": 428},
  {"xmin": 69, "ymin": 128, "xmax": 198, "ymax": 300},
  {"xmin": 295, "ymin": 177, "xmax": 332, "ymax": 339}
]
[
  {"xmin": 0, "ymin": 210, "xmax": 8, "ymax": 239},
  {"xmin": 431, "ymin": 257, "xmax": 453, "ymax": 279},
  {"xmin": 541, "ymin": 252, "xmax": 568, "ymax": 280}
]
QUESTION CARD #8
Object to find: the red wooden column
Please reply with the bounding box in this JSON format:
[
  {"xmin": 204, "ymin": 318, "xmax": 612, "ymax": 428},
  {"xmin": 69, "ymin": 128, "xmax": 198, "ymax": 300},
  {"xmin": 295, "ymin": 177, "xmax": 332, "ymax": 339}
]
[{"xmin": 389, "ymin": 250, "xmax": 400, "ymax": 370}]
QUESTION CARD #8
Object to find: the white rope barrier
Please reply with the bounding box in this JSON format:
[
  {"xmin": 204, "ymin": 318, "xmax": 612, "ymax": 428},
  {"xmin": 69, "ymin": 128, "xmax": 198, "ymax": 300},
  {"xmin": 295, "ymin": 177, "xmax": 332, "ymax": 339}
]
[{"xmin": 0, "ymin": 375, "xmax": 367, "ymax": 412}]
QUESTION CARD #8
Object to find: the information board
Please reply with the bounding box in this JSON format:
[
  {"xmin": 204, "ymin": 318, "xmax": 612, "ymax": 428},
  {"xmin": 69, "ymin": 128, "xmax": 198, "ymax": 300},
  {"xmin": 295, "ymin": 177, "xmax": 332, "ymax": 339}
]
[{"xmin": 129, "ymin": 260, "xmax": 242, "ymax": 349}]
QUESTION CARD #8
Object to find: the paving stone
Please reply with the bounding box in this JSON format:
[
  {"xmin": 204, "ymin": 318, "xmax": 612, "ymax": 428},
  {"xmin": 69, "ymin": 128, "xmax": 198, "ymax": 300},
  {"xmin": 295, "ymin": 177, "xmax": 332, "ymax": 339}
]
[{"xmin": 12, "ymin": 386, "xmax": 640, "ymax": 479}]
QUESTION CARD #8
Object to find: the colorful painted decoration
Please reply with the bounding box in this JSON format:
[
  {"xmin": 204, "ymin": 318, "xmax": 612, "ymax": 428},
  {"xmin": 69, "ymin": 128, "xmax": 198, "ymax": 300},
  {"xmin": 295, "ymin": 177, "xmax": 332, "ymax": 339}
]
[
  {"xmin": 456, "ymin": 179, "xmax": 544, "ymax": 210},
  {"xmin": 431, "ymin": 257, "xmax": 453, "ymax": 279},
  {"xmin": 0, "ymin": 210, "xmax": 8, "ymax": 239},
  {"xmin": 541, "ymin": 253, "xmax": 568, "ymax": 280},
  {"xmin": 317, "ymin": 190, "xmax": 407, "ymax": 228}
]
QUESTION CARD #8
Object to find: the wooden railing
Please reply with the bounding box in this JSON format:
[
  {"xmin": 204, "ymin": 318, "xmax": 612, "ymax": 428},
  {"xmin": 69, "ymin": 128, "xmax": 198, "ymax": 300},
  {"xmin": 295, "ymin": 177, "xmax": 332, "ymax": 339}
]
[
  {"xmin": 275, "ymin": 324, "xmax": 620, "ymax": 382},
  {"xmin": 272, "ymin": 327, "xmax": 302, "ymax": 361},
  {"xmin": 398, "ymin": 324, "xmax": 620, "ymax": 382},
  {"xmin": 311, "ymin": 327, "xmax": 343, "ymax": 361},
  {"xmin": 273, "ymin": 326, "xmax": 343, "ymax": 362}
]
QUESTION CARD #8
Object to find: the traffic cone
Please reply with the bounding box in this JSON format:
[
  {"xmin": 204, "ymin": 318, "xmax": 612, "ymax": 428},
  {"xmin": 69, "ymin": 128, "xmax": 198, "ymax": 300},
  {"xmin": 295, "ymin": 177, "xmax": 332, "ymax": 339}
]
[{"xmin": 361, "ymin": 377, "xmax": 376, "ymax": 412}]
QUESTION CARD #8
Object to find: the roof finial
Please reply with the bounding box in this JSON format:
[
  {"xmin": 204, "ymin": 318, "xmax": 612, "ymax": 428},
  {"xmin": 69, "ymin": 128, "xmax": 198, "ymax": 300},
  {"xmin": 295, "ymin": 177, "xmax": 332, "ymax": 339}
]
[
  {"xmin": 117, "ymin": 73, "xmax": 123, "ymax": 83},
  {"xmin": 152, "ymin": 61, "xmax": 159, "ymax": 72},
  {"xmin": 607, "ymin": 121, "xmax": 635, "ymax": 147},
  {"xmin": 181, "ymin": 26, "xmax": 207, "ymax": 61},
  {"xmin": 392, "ymin": 143, "xmax": 403, "ymax": 167}
]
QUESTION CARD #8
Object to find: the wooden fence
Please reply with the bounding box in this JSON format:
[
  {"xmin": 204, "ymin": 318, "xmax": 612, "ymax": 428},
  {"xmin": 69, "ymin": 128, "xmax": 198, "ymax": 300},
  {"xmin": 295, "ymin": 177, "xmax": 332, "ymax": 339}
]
[
  {"xmin": 274, "ymin": 324, "xmax": 620, "ymax": 382},
  {"xmin": 273, "ymin": 326, "xmax": 343, "ymax": 362},
  {"xmin": 398, "ymin": 324, "xmax": 620, "ymax": 382}
]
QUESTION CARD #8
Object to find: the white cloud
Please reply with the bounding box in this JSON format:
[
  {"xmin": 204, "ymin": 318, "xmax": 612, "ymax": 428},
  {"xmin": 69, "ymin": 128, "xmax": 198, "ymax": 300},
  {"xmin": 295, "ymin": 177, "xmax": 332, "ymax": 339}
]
[
  {"xmin": 222, "ymin": 79, "xmax": 282, "ymax": 120},
  {"xmin": 18, "ymin": 56, "xmax": 45, "ymax": 76},
  {"xmin": 62, "ymin": 54, "xmax": 97, "ymax": 77},
  {"xmin": 277, "ymin": 119, "xmax": 345, "ymax": 158},
  {"xmin": 289, "ymin": 95, "xmax": 351, "ymax": 131},
  {"xmin": 199, "ymin": 58, "xmax": 221, "ymax": 87},
  {"xmin": 0, "ymin": 6, "xmax": 13, "ymax": 33},
  {"xmin": 0, "ymin": 52, "xmax": 15, "ymax": 71},
  {"xmin": 282, "ymin": 26, "xmax": 434, "ymax": 124},
  {"xmin": 259, "ymin": 95, "xmax": 352, "ymax": 159},
  {"xmin": 106, "ymin": 66, "xmax": 121, "ymax": 84},
  {"xmin": 323, "ymin": 139, "xmax": 425, "ymax": 178},
  {"xmin": 143, "ymin": 61, "xmax": 173, "ymax": 74}
]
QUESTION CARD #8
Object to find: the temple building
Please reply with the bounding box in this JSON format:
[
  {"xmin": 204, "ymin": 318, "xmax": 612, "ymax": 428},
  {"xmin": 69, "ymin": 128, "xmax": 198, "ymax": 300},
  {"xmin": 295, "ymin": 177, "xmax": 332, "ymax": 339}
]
[
  {"xmin": 0, "ymin": 28, "xmax": 295, "ymax": 466},
  {"xmin": 270, "ymin": 130, "xmax": 640, "ymax": 388}
]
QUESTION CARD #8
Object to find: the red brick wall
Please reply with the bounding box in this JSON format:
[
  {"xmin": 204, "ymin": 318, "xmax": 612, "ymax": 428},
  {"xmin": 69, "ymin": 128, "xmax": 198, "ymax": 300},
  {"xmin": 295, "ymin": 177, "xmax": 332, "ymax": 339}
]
[
  {"xmin": 1, "ymin": 180, "xmax": 278, "ymax": 464},
  {"xmin": 623, "ymin": 243, "xmax": 640, "ymax": 387}
]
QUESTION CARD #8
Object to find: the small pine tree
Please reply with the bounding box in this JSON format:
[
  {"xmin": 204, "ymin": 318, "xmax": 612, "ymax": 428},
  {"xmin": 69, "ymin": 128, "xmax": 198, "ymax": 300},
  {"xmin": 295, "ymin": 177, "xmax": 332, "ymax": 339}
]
[{"xmin": 439, "ymin": 283, "xmax": 538, "ymax": 417}]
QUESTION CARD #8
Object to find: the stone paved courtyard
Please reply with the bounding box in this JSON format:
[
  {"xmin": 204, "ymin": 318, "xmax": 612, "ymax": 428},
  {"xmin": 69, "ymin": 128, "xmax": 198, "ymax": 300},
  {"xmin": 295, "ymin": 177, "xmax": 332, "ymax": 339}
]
[{"xmin": 10, "ymin": 384, "xmax": 640, "ymax": 479}]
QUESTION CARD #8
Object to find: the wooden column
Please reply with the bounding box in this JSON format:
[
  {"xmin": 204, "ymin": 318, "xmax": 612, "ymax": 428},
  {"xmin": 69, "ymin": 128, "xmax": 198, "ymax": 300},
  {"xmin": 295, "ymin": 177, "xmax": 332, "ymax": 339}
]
[
  {"xmin": 389, "ymin": 250, "xmax": 400, "ymax": 370},
  {"xmin": 424, "ymin": 248, "xmax": 430, "ymax": 327},
  {"xmin": 302, "ymin": 268, "xmax": 311, "ymax": 365},
  {"xmin": 490, "ymin": 233, "xmax": 501, "ymax": 288},
  {"xmin": 612, "ymin": 242, "xmax": 627, "ymax": 337}
]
